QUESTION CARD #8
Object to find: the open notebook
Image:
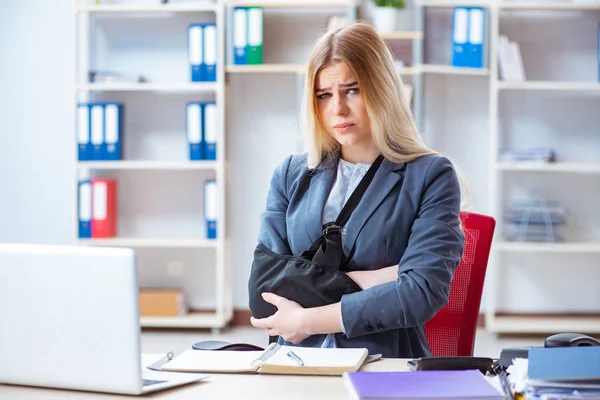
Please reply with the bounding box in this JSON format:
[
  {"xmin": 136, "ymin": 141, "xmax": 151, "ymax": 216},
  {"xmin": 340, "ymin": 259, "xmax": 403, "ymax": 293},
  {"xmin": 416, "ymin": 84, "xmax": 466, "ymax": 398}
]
[{"xmin": 160, "ymin": 343, "xmax": 369, "ymax": 376}]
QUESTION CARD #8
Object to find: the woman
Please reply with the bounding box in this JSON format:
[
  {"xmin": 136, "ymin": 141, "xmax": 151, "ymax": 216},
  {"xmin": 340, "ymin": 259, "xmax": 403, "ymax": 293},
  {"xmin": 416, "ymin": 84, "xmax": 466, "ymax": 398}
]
[{"xmin": 249, "ymin": 21, "xmax": 465, "ymax": 358}]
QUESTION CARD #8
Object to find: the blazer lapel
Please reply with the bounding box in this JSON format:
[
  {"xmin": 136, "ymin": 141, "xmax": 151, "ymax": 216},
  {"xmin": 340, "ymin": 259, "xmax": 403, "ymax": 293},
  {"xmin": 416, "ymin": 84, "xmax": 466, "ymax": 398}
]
[
  {"xmin": 305, "ymin": 153, "xmax": 338, "ymax": 243},
  {"xmin": 342, "ymin": 158, "xmax": 405, "ymax": 257}
]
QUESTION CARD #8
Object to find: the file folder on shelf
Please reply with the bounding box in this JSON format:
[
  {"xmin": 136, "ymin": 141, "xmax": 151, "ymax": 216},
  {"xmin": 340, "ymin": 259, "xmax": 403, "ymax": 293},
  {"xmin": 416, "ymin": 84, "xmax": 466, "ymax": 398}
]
[
  {"xmin": 186, "ymin": 102, "xmax": 203, "ymax": 160},
  {"xmin": 78, "ymin": 180, "xmax": 92, "ymax": 239},
  {"xmin": 90, "ymin": 104, "xmax": 104, "ymax": 160},
  {"xmin": 77, "ymin": 104, "xmax": 91, "ymax": 161},
  {"xmin": 103, "ymin": 103, "xmax": 123, "ymax": 161},
  {"xmin": 467, "ymin": 7, "xmax": 486, "ymax": 68},
  {"xmin": 233, "ymin": 7, "xmax": 248, "ymax": 65},
  {"xmin": 91, "ymin": 179, "xmax": 117, "ymax": 238},
  {"xmin": 188, "ymin": 24, "xmax": 204, "ymax": 82},
  {"xmin": 247, "ymin": 7, "xmax": 263, "ymax": 65},
  {"xmin": 204, "ymin": 180, "xmax": 217, "ymax": 240},
  {"xmin": 203, "ymin": 102, "xmax": 217, "ymax": 161},
  {"xmin": 203, "ymin": 24, "xmax": 217, "ymax": 82},
  {"xmin": 451, "ymin": 7, "xmax": 469, "ymax": 68}
]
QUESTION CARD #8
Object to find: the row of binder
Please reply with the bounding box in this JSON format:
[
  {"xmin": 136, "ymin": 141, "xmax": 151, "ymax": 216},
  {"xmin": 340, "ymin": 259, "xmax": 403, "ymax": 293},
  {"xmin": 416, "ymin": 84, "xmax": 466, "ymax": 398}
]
[
  {"xmin": 188, "ymin": 23, "xmax": 218, "ymax": 82},
  {"xmin": 451, "ymin": 7, "xmax": 486, "ymax": 69},
  {"xmin": 78, "ymin": 103, "xmax": 123, "ymax": 161},
  {"xmin": 233, "ymin": 7, "xmax": 263, "ymax": 65},
  {"xmin": 78, "ymin": 179, "xmax": 118, "ymax": 239},
  {"xmin": 187, "ymin": 102, "xmax": 217, "ymax": 161},
  {"xmin": 78, "ymin": 179, "xmax": 219, "ymax": 240}
]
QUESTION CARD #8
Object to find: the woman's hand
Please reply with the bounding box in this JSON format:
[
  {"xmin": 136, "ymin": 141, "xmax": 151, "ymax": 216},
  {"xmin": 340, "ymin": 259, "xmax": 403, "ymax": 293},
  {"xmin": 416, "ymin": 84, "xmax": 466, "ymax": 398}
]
[
  {"xmin": 250, "ymin": 293, "xmax": 311, "ymax": 344},
  {"xmin": 346, "ymin": 265, "xmax": 399, "ymax": 289}
]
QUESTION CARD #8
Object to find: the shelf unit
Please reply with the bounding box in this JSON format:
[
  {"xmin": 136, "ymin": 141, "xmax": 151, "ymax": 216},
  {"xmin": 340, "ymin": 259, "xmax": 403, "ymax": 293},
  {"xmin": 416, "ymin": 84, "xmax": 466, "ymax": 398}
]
[
  {"xmin": 484, "ymin": 4, "xmax": 600, "ymax": 333},
  {"xmin": 73, "ymin": 0, "xmax": 232, "ymax": 330}
]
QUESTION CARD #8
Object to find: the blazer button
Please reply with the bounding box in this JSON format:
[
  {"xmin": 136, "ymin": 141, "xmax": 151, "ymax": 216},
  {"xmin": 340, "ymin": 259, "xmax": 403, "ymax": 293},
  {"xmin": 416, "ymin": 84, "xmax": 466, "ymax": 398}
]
[
  {"xmin": 364, "ymin": 324, "xmax": 374, "ymax": 332},
  {"xmin": 376, "ymin": 319, "xmax": 385, "ymax": 330}
]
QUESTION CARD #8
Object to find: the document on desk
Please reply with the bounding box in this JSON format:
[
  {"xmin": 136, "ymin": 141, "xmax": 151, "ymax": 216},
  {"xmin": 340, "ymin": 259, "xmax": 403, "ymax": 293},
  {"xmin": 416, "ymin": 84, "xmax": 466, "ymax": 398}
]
[{"xmin": 160, "ymin": 343, "xmax": 369, "ymax": 376}]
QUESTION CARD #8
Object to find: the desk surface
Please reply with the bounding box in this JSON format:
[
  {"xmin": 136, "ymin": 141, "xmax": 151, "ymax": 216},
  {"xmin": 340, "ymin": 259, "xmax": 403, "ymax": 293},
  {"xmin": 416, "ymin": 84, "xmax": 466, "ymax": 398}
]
[{"xmin": 1, "ymin": 354, "xmax": 411, "ymax": 399}]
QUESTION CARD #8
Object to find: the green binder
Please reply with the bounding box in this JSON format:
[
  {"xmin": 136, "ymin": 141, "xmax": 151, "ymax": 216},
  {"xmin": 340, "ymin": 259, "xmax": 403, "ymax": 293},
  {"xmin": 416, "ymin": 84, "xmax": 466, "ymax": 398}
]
[{"xmin": 246, "ymin": 7, "xmax": 263, "ymax": 65}]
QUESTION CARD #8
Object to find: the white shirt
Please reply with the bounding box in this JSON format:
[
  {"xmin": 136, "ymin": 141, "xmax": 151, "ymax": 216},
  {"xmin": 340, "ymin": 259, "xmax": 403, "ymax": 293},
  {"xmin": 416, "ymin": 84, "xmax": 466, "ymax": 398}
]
[{"xmin": 320, "ymin": 158, "xmax": 372, "ymax": 348}]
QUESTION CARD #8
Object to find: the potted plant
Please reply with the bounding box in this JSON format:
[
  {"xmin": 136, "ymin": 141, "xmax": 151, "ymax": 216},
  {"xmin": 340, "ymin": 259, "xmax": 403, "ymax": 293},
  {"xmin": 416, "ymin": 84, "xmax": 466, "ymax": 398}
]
[{"xmin": 372, "ymin": 0, "xmax": 406, "ymax": 33}]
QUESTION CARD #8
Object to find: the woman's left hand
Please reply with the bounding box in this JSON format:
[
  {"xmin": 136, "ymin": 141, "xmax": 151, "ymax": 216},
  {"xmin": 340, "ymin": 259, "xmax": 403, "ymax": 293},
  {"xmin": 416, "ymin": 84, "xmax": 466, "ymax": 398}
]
[{"xmin": 250, "ymin": 293, "xmax": 311, "ymax": 344}]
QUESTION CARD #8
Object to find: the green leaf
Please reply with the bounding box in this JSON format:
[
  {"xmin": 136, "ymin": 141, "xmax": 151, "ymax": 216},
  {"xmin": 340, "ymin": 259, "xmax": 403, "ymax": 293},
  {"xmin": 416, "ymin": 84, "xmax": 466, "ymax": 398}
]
[{"xmin": 372, "ymin": 0, "xmax": 406, "ymax": 8}]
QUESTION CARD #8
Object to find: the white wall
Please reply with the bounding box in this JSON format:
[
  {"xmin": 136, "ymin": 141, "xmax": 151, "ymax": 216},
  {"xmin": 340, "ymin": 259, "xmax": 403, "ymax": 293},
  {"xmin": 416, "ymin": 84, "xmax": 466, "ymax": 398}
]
[{"xmin": 2, "ymin": 1, "xmax": 599, "ymax": 314}]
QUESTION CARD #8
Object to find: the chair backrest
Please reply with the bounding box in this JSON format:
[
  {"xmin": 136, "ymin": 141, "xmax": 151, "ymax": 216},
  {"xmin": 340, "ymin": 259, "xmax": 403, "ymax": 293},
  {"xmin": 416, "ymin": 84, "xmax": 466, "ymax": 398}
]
[{"xmin": 424, "ymin": 211, "xmax": 496, "ymax": 357}]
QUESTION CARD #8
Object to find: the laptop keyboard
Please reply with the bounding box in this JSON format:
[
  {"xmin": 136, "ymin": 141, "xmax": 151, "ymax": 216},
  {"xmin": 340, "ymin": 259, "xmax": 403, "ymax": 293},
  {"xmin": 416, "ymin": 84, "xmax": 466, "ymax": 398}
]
[{"xmin": 143, "ymin": 379, "xmax": 168, "ymax": 387}]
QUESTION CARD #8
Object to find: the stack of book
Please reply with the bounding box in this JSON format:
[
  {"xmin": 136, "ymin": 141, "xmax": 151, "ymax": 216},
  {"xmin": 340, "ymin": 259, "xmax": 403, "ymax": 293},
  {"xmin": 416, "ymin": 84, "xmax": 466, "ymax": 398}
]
[{"xmin": 503, "ymin": 199, "xmax": 565, "ymax": 243}]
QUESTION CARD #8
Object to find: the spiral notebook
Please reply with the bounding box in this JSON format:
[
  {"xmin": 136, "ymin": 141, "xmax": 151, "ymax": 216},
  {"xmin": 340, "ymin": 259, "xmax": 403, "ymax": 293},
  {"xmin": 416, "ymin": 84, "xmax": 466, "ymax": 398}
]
[{"xmin": 158, "ymin": 343, "xmax": 369, "ymax": 376}]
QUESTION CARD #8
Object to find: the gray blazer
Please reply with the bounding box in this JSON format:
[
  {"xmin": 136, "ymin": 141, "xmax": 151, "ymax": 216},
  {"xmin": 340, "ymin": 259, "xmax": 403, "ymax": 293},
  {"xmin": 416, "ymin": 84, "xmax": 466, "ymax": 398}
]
[{"xmin": 255, "ymin": 151, "xmax": 465, "ymax": 358}]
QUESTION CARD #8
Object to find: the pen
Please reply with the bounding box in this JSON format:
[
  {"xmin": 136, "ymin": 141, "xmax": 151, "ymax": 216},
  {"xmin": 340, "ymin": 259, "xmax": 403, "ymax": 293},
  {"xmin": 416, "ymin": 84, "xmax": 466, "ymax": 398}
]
[
  {"xmin": 499, "ymin": 372, "xmax": 515, "ymax": 400},
  {"xmin": 287, "ymin": 351, "xmax": 304, "ymax": 366}
]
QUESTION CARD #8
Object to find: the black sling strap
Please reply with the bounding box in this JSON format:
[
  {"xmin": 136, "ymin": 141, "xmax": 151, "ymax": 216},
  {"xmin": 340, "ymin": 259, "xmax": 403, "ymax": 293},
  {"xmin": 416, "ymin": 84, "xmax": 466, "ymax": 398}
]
[{"xmin": 301, "ymin": 154, "xmax": 384, "ymax": 269}]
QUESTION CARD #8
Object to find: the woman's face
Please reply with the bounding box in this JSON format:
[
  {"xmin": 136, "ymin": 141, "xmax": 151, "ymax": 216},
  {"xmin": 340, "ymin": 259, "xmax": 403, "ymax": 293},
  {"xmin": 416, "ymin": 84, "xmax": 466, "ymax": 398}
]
[{"xmin": 315, "ymin": 62, "xmax": 372, "ymax": 149}]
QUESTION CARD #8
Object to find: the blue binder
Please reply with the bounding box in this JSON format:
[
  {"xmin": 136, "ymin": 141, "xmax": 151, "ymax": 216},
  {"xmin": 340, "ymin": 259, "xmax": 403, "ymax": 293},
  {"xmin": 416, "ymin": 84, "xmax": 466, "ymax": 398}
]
[
  {"xmin": 467, "ymin": 7, "xmax": 486, "ymax": 68},
  {"xmin": 186, "ymin": 102, "xmax": 203, "ymax": 160},
  {"xmin": 451, "ymin": 7, "xmax": 470, "ymax": 68},
  {"xmin": 78, "ymin": 180, "xmax": 92, "ymax": 238},
  {"xmin": 203, "ymin": 24, "xmax": 217, "ymax": 82},
  {"xmin": 188, "ymin": 24, "xmax": 204, "ymax": 82},
  {"xmin": 202, "ymin": 102, "xmax": 217, "ymax": 160},
  {"xmin": 77, "ymin": 103, "xmax": 91, "ymax": 161},
  {"xmin": 204, "ymin": 180, "xmax": 217, "ymax": 240},
  {"xmin": 233, "ymin": 7, "xmax": 248, "ymax": 64},
  {"xmin": 90, "ymin": 103, "xmax": 104, "ymax": 160},
  {"xmin": 103, "ymin": 103, "xmax": 123, "ymax": 161}
]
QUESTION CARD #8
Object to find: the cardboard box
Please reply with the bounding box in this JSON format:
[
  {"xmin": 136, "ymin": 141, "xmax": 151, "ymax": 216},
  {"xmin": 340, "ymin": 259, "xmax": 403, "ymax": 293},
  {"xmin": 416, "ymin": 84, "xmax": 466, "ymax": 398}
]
[{"xmin": 139, "ymin": 289, "xmax": 187, "ymax": 317}]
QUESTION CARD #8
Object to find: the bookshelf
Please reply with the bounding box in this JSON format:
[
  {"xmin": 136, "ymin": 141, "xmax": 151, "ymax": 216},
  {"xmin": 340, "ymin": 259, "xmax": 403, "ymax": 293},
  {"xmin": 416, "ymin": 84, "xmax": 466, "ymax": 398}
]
[{"xmin": 73, "ymin": 0, "xmax": 232, "ymax": 330}]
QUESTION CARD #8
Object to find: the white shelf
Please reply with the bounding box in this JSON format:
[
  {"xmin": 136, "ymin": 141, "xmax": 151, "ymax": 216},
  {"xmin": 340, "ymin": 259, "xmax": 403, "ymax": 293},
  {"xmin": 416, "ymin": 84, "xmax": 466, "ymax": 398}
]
[
  {"xmin": 77, "ymin": 161, "xmax": 219, "ymax": 171},
  {"xmin": 418, "ymin": 0, "xmax": 493, "ymax": 7},
  {"xmin": 494, "ymin": 241, "xmax": 600, "ymax": 253},
  {"xmin": 398, "ymin": 66, "xmax": 421, "ymax": 75},
  {"xmin": 75, "ymin": 3, "xmax": 217, "ymax": 13},
  {"xmin": 496, "ymin": 162, "xmax": 600, "ymax": 173},
  {"xmin": 497, "ymin": 81, "xmax": 600, "ymax": 91},
  {"xmin": 379, "ymin": 31, "xmax": 424, "ymax": 40},
  {"xmin": 140, "ymin": 311, "xmax": 228, "ymax": 329},
  {"xmin": 78, "ymin": 238, "xmax": 219, "ymax": 248},
  {"xmin": 489, "ymin": 315, "xmax": 600, "ymax": 333},
  {"xmin": 225, "ymin": 63, "xmax": 305, "ymax": 73},
  {"xmin": 223, "ymin": 0, "xmax": 356, "ymax": 7},
  {"xmin": 421, "ymin": 64, "xmax": 489, "ymax": 76},
  {"xmin": 498, "ymin": 1, "xmax": 600, "ymax": 10},
  {"xmin": 77, "ymin": 82, "xmax": 219, "ymax": 92}
]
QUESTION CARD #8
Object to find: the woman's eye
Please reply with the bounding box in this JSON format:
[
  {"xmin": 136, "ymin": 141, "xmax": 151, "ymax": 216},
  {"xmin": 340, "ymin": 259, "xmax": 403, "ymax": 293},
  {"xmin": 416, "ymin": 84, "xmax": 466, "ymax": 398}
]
[
  {"xmin": 317, "ymin": 93, "xmax": 331, "ymax": 100},
  {"xmin": 347, "ymin": 88, "xmax": 360, "ymax": 95}
]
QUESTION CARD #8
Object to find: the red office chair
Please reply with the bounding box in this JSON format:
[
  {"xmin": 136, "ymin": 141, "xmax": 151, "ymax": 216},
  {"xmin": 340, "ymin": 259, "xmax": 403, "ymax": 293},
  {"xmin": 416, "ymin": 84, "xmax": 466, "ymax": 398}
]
[{"xmin": 424, "ymin": 211, "xmax": 496, "ymax": 357}]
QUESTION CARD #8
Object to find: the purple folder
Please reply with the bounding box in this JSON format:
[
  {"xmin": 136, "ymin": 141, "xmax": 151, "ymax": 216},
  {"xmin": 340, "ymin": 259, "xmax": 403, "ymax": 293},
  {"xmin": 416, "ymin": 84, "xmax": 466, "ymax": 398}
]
[{"xmin": 343, "ymin": 370, "xmax": 504, "ymax": 400}]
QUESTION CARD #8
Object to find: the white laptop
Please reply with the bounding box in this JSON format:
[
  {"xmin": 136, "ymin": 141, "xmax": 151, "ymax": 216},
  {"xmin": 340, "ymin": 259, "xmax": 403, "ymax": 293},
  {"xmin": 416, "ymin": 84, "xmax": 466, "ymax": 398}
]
[{"xmin": 0, "ymin": 243, "xmax": 208, "ymax": 395}]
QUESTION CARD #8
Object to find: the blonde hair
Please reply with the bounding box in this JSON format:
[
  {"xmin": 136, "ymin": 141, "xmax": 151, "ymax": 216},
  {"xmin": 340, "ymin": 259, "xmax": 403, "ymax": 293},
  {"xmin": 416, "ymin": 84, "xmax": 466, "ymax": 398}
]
[
  {"xmin": 300, "ymin": 21, "xmax": 471, "ymax": 209},
  {"xmin": 301, "ymin": 20, "xmax": 439, "ymax": 169}
]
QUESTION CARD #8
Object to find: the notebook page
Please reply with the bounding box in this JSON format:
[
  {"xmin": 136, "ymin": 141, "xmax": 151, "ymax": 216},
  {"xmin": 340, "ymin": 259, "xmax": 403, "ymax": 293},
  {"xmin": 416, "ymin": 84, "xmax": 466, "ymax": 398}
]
[
  {"xmin": 259, "ymin": 346, "xmax": 368, "ymax": 375},
  {"xmin": 161, "ymin": 349, "xmax": 262, "ymax": 373}
]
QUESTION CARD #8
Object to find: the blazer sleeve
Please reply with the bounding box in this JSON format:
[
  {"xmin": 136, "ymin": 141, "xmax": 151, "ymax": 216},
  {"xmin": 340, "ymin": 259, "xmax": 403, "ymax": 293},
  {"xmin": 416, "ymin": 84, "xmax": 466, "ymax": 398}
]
[
  {"xmin": 256, "ymin": 155, "xmax": 293, "ymax": 255},
  {"xmin": 340, "ymin": 156, "xmax": 465, "ymax": 338}
]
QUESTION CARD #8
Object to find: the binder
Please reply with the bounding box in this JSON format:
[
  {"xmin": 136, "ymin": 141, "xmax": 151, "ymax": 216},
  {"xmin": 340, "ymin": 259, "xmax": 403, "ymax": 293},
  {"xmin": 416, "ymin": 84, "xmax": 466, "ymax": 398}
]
[
  {"xmin": 91, "ymin": 179, "xmax": 117, "ymax": 238},
  {"xmin": 203, "ymin": 24, "xmax": 217, "ymax": 82},
  {"xmin": 203, "ymin": 102, "xmax": 217, "ymax": 160},
  {"xmin": 467, "ymin": 7, "xmax": 485, "ymax": 68},
  {"xmin": 103, "ymin": 103, "xmax": 122, "ymax": 161},
  {"xmin": 77, "ymin": 103, "xmax": 91, "ymax": 161},
  {"xmin": 204, "ymin": 180, "xmax": 217, "ymax": 239},
  {"xmin": 233, "ymin": 7, "xmax": 248, "ymax": 65},
  {"xmin": 78, "ymin": 180, "xmax": 92, "ymax": 238},
  {"xmin": 451, "ymin": 7, "xmax": 469, "ymax": 68},
  {"xmin": 247, "ymin": 7, "xmax": 263, "ymax": 65},
  {"xmin": 188, "ymin": 24, "xmax": 204, "ymax": 82},
  {"xmin": 186, "ymin": 102, "xmax": 203, "ymax": 160},
  {"xmin": 90, "ymin": 104, "xmax": 104, "ymax": 160}
]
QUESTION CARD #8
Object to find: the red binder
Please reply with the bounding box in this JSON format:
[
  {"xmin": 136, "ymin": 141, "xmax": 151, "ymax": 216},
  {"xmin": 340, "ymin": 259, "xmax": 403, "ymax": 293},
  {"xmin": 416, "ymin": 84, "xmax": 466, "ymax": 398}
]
[{"xmin": 91, "ymin": 179, "xmax": 117, "ymax": 238}]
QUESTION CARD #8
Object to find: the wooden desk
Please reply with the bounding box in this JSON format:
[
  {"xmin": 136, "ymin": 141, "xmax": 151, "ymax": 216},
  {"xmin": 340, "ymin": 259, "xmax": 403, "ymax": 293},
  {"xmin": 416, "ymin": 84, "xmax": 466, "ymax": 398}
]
[{"xmin": 0, "ymin": 354, "xmax": 410, "ymax": 399}]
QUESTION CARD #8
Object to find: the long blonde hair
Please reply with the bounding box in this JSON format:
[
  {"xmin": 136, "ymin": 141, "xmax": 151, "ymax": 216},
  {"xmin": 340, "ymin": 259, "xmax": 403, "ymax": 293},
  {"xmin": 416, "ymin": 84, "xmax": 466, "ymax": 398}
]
[{"xmin": 301, "ymin": 21, "xmax": 439, "ymax": 169}]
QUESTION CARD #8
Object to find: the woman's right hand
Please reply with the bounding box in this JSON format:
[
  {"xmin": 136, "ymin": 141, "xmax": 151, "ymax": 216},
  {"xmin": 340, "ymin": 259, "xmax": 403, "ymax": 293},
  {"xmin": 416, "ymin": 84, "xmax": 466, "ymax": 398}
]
[{"xmin": 346, "ymin": 265, "xmax": 398, "ymax": 290}]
